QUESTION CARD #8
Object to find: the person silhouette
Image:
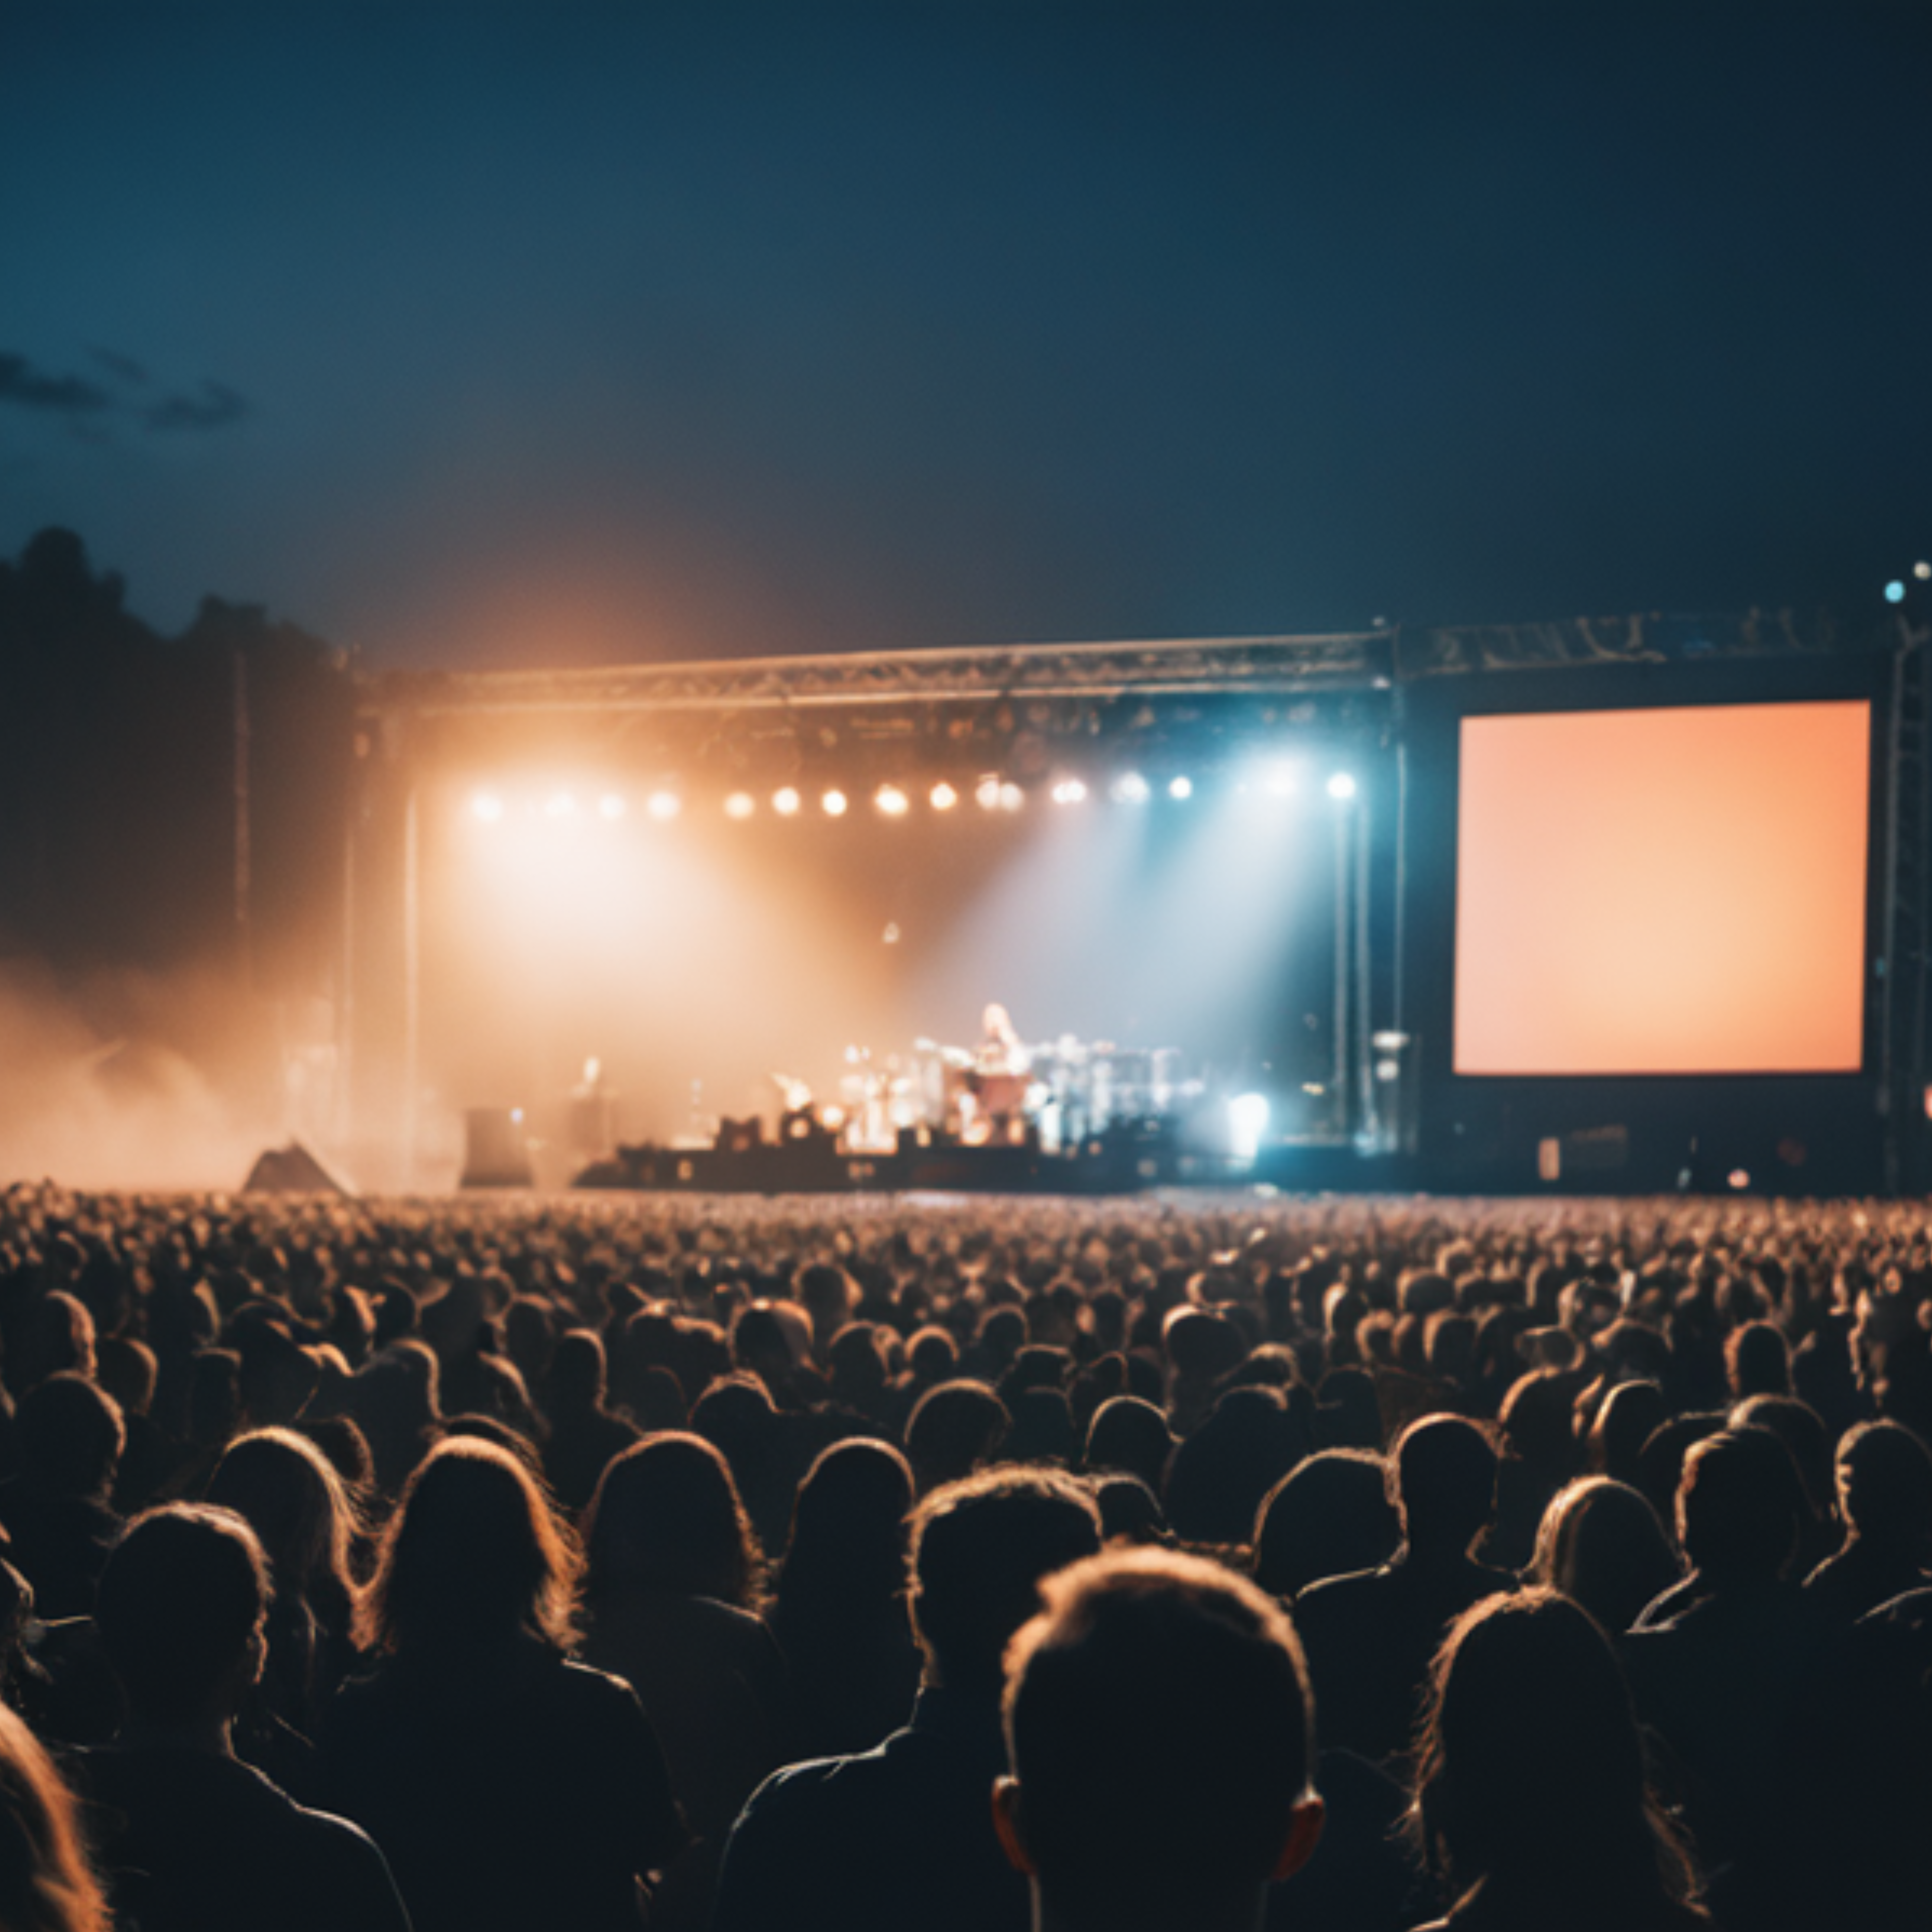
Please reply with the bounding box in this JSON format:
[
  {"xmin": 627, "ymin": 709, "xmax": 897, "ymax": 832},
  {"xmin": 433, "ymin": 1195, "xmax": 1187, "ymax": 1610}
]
[
  {"xmin": 1407, "ymin": 1589, "xmax": 1706, "ymax": 1930},
  {"xmin": 714, "ymin": 1466, "xmax": 1101, "ymax": 1932},
  {"xmin": 1295, "ymin": 1416, "xmax": 1517, "ymax": 1765},
  {"xmin": 80, "ymin": 1504, "xmax": 410, "ymax": 1932},
  {"xmin": 994, "ymin": 1546, "xmax": 1324, "ymax": 1932}
]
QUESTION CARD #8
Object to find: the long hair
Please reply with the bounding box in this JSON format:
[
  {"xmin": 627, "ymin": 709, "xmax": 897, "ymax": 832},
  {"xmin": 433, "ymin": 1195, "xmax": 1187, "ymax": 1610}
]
[
  {"xmin": 582, "ymin": 1432, "xmax": 759, "ymax": 1609},
  {"xmin": 356, "ymin": 1437, "xmax": 582, "ymax": 1655},
  {"xmin": 1531, "ymin": 1477, "xmax": 1681, "ymax": 1637},
  {"xmin": 774, "ymin": 1438, "xmax": 913, "ymax": 1619},
  {"xmin": 0, "ymin": 1702, "xmax": 107, "ymax": 1932},
  {"xmin": 1409, "ymin": 1589, "xmax": 1702, "ymax": 1921},
  {"xmin": 206, "ymin": 1427, "xmax": 362, "ymax": 1620}
]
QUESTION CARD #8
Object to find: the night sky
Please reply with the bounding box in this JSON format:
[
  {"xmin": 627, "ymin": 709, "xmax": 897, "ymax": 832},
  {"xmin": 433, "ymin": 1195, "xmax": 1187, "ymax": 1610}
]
[{"xmin": 4, "ymin": 2, "xmax": 1929, "ymax": 669}]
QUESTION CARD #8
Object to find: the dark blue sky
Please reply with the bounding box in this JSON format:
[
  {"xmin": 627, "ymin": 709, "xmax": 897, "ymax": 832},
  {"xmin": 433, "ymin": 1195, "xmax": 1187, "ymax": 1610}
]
[{"xmin": 4, "ymin": 2, "xmax": 1928, "ymax": 667}]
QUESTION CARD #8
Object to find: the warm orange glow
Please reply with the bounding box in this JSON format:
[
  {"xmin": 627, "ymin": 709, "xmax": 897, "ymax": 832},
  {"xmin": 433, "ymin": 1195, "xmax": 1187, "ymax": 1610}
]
[
  {"xmin": 1455, "ymin": 700, "xmax": 1870, "ymax": 1075},
  {"xmin": 875, "ymin": 785, "xmax": 909, "ymax": 817},
  {"xmin": 773, "ymin": 787, "xmax": 801, "ymax": 817},
  {"xmin": 930, "ymin": 782, "xmax": 958, "ymax": 811},
  {"xmin": 821, "ymin": 788, "xmax": 849, "ymax": 817},
  {"xmin": 724, "ymin": 791, "xmax": 756, "ymax": 820}
]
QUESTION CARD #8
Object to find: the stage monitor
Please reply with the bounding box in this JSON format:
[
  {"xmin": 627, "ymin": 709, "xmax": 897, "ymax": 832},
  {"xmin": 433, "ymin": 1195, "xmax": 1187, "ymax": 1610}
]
[{"xmin": 1454, "ymin": 699, "xmax": 1871, "ymax": 1076}]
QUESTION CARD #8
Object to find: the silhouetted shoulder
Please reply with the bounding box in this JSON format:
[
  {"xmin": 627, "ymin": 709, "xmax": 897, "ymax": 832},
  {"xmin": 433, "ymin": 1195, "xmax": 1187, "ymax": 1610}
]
[{"xmin": 78, "ymin": 1744, "xmax": 410, "ymax": 1932}]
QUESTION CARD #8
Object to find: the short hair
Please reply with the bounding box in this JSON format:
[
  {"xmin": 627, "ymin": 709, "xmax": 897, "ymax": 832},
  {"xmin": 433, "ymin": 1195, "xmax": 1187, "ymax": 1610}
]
[
  {"xmin": 15, "ymin": 1374, "xmax": 124, "ymax": 1501},
  {"xmin": 96, "ymin": 1506, "xmax": 269, "ymax": 1727},
  {"xmin": 1677, "ymin": 1426, "xmax": 1803, "ymax": 1581},
  {"xmin": 1394, "ymin": 1415, "xmax": 1498, "ymax": 1550},
  {"xmin": 1835, "ymin": 1419, "xmax": 1932, "ymax": 1540},
  {"xmin": 909, "ymin": 1467, "xmax": 1099, "ymax": 1691},
  {"xmin": 905, "ymin": 1380, "xmax": 1010, "ymax": 1491},
  {"xmin": 1004, "ymin": 1548, "xmax": 1315, "ymax": 1928},
  {"xmin": 357, "ymin": 1437, "xmax": 582, "ymax": 1654}
]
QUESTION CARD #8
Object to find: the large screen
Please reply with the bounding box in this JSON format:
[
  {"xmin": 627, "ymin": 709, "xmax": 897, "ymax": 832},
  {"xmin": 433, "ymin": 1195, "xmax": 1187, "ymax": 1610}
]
[{"xmin": 1454, "ymin": 700, "xmax": 1871, "ymax": 1076}]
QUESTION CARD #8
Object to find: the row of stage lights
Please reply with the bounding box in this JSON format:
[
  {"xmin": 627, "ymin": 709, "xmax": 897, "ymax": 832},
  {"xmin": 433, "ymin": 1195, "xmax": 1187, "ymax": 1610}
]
[{"xmin": 468, "ymin": 765, "xmax": 1361, "ymax": 826}]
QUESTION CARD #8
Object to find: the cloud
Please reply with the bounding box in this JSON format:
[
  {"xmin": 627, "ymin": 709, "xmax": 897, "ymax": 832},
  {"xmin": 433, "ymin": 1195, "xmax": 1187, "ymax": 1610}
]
[
  {"xmin": 89, "ymin": 345, "xmax": 150, "ymax": 385},
  {"xmin": 145, "ymin": 380, "xmax": 252, "ymax": 432},
  {"xmin": 0, "ymin": 352, "xmax": 111, "ymax": 416}
]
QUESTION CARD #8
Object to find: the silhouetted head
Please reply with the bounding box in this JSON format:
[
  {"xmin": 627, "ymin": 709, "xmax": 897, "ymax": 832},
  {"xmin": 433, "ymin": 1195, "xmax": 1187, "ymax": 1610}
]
[
  {"xmin": 1412, "ymin": 1589, "xmax": 1696, "ymax": 1915},
  {"xmin": 16, "ymin": 1374, "xmax": 123, "ymax": 1503},
  {"xmin": 1165, "ymin": 1386, "xmax": 1300, "ymax": 1547},
  {"xmin": 548, "ymin": 1329, "xmax": 607, "ymax": 1414},
  {"xmin": 778, "ymin": 1437, "xmax": 913, "ymax": 1609},
  {"xmin": 1676, "ymin": 1425, "xmax": 1804, "ymax": 1585},
  {"xmin": 1532, "ymin": 1477, "xmax": 1681, "ymax": 1636},
  {"xmin": 19, "ymin": 1291, "xmax": 96, "ymax": 1389},
  {"xmin": 998, "ymin": 1547, "xmax": 1321, "ymax": 1932},
  {"xmin": 0, "ymin": 1699, "xmax": 108, "ymax": 1931},
  {"xmin": 1093, "ymin": 1474, "xmax": 1168, "ymax": 1546},
  {"xmin": 583, "ymin": 1431, "xmax": 758, "ymax": 1608},
  {"xmin": 94, "ymin": 1334, "xmax": 157, "ymax": 1420},
  {"xmin": 185, "ymin": 1348, "xmax": 242, "ymax": 1450},
  {"xmin": 206, "ymin": 1426, "xmax": 359, "ymax": 1606},
  {"xmin": 827, "ymin": 1322, "xmax": 890, "ymax": 1408},
  {"xmin": 1835, "ymin": 1418, "xmax": 1932, "ymax": 1553},
  {"xmin": 1083, "ymin": 1395, "xmax": 1174, "ymax": 1493},
  {"xmin": 1731, "ymin": 1393, "xmax": 1832, "ymax": 1522},
  {"xmin": 1725, "ymin": 1320, "xmax": 1791, "ymax": 1401},
  {"xmin": 907, "ymin": 1325, "xmax": 959, "ymax": 1386},
  {"xmin": 97, "ymin": 1505, "xmax": 269, "ymax": 1730},
  {"xmin": 1394, "ymin": 1415, "xmax": 1498, "ymax": 1558},
  {"xmin": 909, "ymin": 1466, "xmax": 1100, "ymax": 1697},
  {"xmin": 1253, "ymin": 1449, "xmax": 1400, "ymax": 1600},
  {"xmin": 1589, "ymin": 1380, "xmax": 1667, "ymax": 1486},
  {"xmin": 906, "ymin": 1379, "xmax": 1011, "ymax": 1493},
  {"xmin": 359, "ymin": 1437, "xmax": 581, "ymax": 1655}
]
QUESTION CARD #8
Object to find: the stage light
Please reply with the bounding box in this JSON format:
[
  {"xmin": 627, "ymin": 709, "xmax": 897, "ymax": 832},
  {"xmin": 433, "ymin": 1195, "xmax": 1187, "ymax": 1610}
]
[
  {"xmin": 724, "ymin": 791, "xmax": 756, "ymax": 820},
  {"xmin": 1886, "ymin": 581, "xmax": 1907, "ymax": 604},
  {"xmin": 1229, "ymin": 1093, "xmax": 1270, "ymax": 1162},
  {"xmin": 773, "ymin": 786, "xmax": 801, "ymax": 817},
  {"xmin": 598, "ymin": 793, "xmax": 626, "ymax": 820},
  {"xmin": 1727, "ymin": 1168, "xmax": 1751, "ymax": 1191},
  {"xmin": 471, "ymin": 791, "xmax": 504, "ymax": 823},
  {"xmin": 1918, "ymin": 562, "xmax": 1931, "ymax": 581},
  {"xmin": 930, "ymin": 781, "xmax": 958, "ymax": 811},
  {"xmin": 1262, "ymin": 761, "xmax": 1300, "ymax": 799},
  {"xmin": 1111, "ymin": 772, "xmax": 1150, "ymax": 804},
  {"xmin": 822, "ymin": 788, "xmax": 848, "ymax": 817},
  {"xmin": 999, "ymin": 781, "xmax": 1025, "ymax": 812},
  {"xmin": 647, "ymin": 790, "xmax": 681, "ymax": 821},
  {"xmin": 976, "ymin": 776, "xmax": 1003, "ymax": 811},
  {"xmin": 1168, "ymin": 775, "xmax": 1193, "ymax": 801},
  {"xmin": 875, "ymin": 784, "xmax": 909, "ymax": 817},
  {"xmin": 1326, "ymin": 771, "xmax": 1358, "ymax": 800},
  {"xmin": 1050, "ymin": 777, "xmax": 1087, "ymax": 805},
  {"xmin": 545, "ymin": 792, "xmax": 577, "ymax": 819}
]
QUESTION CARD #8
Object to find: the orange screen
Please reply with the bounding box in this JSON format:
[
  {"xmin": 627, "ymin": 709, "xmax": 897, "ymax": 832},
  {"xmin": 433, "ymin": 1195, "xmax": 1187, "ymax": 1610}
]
[{"xmin": 1454, "ymin": 700, "xmax": 1870, "ymax": 1075}]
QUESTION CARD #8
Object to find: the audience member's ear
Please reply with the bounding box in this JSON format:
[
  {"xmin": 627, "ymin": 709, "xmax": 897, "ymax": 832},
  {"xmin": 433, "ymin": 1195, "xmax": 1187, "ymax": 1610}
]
[
  {"xmin": 1270, "ymin": 1794, "xmax": 1325, "ymax": 1882},
  {"xmin": 990, "ymin": 1775, "xmax": 1036, "ymax": 1876}
]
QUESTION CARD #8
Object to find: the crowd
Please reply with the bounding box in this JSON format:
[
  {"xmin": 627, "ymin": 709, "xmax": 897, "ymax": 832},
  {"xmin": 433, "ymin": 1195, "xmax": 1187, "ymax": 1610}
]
[{"xmin": 0, "ymin": 1181, "xmax": 1924, "ymax": 1931}]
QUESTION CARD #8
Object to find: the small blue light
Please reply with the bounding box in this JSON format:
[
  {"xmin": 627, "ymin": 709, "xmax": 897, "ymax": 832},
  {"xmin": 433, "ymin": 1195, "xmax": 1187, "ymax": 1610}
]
[{"xmin": 1886, "ymin": 581, "xmax": 1907, "ymax": 604}]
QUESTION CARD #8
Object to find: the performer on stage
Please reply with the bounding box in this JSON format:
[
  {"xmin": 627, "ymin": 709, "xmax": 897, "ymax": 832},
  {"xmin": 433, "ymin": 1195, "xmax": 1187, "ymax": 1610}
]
[{"xmin": 968, "ymin": 1002, "xmax": 1033, "ymax": 1145}]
